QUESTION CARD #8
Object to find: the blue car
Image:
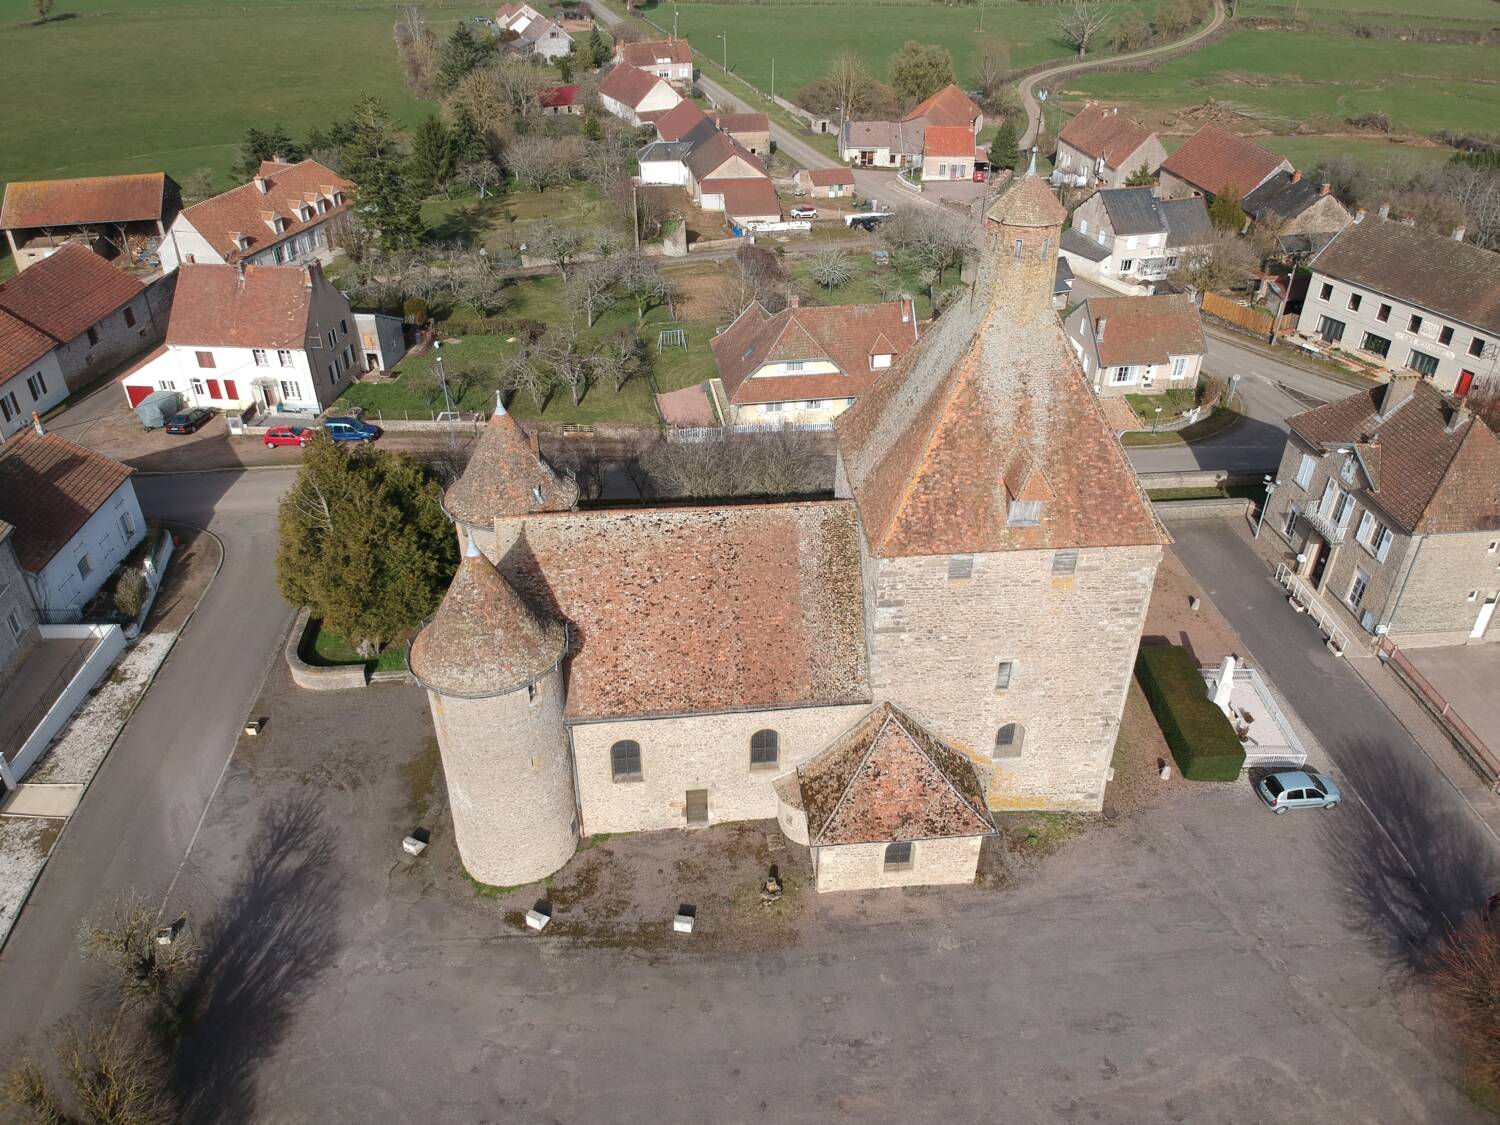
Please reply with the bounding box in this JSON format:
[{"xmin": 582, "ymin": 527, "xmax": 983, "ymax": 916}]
[
  {"xmin": 323, "ymin": 417, "xmax": 380, "ymax": 443},
  {"xmin": 1257, "ymin": 769, "xmax": 1342, "ymax": 814}
]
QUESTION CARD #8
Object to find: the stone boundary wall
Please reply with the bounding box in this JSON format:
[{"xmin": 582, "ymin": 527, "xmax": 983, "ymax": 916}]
[
  {"xmin": 285, "ymin": 607, "xmax": 367, "ymax": 691},
  {"xmin": 1152, "ymin": 497, "xmax": 1252, "ymax": 521}
]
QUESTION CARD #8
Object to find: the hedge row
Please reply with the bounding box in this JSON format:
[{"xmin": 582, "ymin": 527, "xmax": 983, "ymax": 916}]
[{"xmin": 1135, "ymin": 645, "xmax": 1245, "ymax": 782}]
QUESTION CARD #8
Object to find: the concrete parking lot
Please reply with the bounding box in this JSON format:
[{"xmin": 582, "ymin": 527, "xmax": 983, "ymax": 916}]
[{"xmin": 130, "ymin": 657, "xmax": 1486, "ymax": 1124}]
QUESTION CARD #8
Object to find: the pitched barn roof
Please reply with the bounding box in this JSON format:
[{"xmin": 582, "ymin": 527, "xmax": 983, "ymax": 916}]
[
  {"xmin": 797, "ymin": 702, "xmax": 994, "ymax": 846},
  {"xmin": 0, "ymin": 245, "xmax": 145, "ymax": 378},
  {"xmin": 443, "ymin": 408, "xmax": 578, "ymax": 527},
  {"xmin": 599, "ymin": 63, "xmax": 671, "ymax": 110},
  {"xmin": 618, "ymin": 37, "xmax": 693, "ymax": 67},
  {"xmin": 1, "ymin": 173, "xmax": 174, "ymax": 231},
  {"xmin": 165, "ymin": 262, "xmax": 320, "ymax": 350},
  {"xmin": 1243, "ymin": 170, "xmax": 1333, "ymax": 221},
  {"xmin": 1159, "ymin": 124, "xmax": 1287, "ymax": 197},
  {"xmin": 712, "ymin": 111, "xmax": 769, "ymax": 135},
  {"xmin": 1160, "ymin": 196, "xmax": 1213, "ymax": 246},
  {"xmin": 686, "ymin": 132, "xmax": 765, "ymax": 181},
  {"xmin": 0, "ymin": 428, "xmax": 134, "ymax": 572},
  {"xmin": 1082, "ymin": 295, "xmax": 1206, "ymax": 367},
  {"xmin": 924, "ymin": 126, "xmax": 977, "ymax": 159},
  {"xmin": 540, "ymin": 84, "xmax": 580, "ymax": 109},
  {"xmin": 1057, "ymin": 104, "xmax": 1156, "ymax": 171},
  {"xmin": 807, "ymin": 167, "xmax": 855, "ymax": 187},
  {"xmin": 843, "ymin": 120, "xmax": 924, "ymax": 156},
  {"xmin": 654, "ymin": 99, "xmax": 715, "ymax": 144},
  {"xmin": 902, "ymin": 84, "xmax": 982, "ymax": 129},
  {"xmin": 176, "ymin": 159, "xmax": 351, "ymax": 264},
  {"xmin": 1098, "ymin": 187, "xmax": 1166, "ymax": 236},
  {"xmin": 712, "ymin": 177, "xmax": 781, "ymax": 220}
]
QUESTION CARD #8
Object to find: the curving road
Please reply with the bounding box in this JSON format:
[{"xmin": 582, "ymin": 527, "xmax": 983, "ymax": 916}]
[{"xmin": 1019, "ymin": 0, "xmax": 1228, "ymax": 149}]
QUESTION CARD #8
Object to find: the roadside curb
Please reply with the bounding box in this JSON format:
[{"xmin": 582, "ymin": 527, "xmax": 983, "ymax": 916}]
[
  {"xmin": 1202, "ymin": 323, "xmax": 1373, "ymax": 390},
  {"xmin": 133, "ymin": 463, "xmax": 298, "ymax": 477}
]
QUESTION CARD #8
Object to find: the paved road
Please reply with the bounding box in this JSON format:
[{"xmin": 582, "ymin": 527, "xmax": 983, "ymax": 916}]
[
  {"xmin": 1018, "ymin": 0, "xmax": 1228, "ymax": 149},
  {"xmin": 0, "ymin": 469, "xmax": 296, "ymax": 1043}
]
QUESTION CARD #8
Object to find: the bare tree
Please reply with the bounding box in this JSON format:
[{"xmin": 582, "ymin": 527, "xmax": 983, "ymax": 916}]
[
  {"xmin": 394, "ymin": 5, "xmax": 438, "ymax": 97},
  {"xmin": 458, "ymin": 160, "xmax": 503, "ymax": 199},
  {"xmin": 528, "ymin": 220, "xmax": 586, "ymax": 280},
  {"xmin": 880, "ymin": 207, "xmax": 972, "ymax": 285},
  {"xmin": 826, "ymin": 51, "xmax": 871, "ymax": 124},
  {"xmin": 616, "ymin": 254, "xmax": 669, "ymax": 321},
  {"xmin": 31, "ymin": 0, "xmax": 54, "ymax": 22},
  {"xmin": 744, "ymin": 425, "xmax": 823, "ymax": 496},
  {"xmin": 500, "ymin": 346, "xmax": 553, "ymax": 411},
  {"xmin": 808, "ymin": 244, "xmax": 855, "ymax": 290},
  {"xmin": 80, "ymin": 894, "xmax": 196, "ymax": 1016},
  {"xmin": 1169, "ymin": 228, "xmax": 1259, "ymax": 294},
  {"xmin": 551, "ymin": 439, "xmax": 607, "ymax": 502},
  {"xmin": 545, "ymin": 332, "xmax": 592, "ymax": 407},
  {"xmin": 591, "ymin": 329, "xmax": 647, "ymax": 392},
  {"xmin": 566, "ymin": 258, "xmax": 620, "ymax": 328},
  {"xmin": 717, "ymin": 244, "xmax": 794, "ymax": 321},
  {"xmin": 505, "ymin": 135, "xmax": 558, "ymax": 192},
  {"xmin": 975, "ymin": 38, "xmax": 1012, "ymax": 106},
  {"xmin": 492, "ymin": 56, "xmax": 552, "ymax": 117},
  {"xmin": 3, "ymin": 1020, "xmax": 174, "ymax": 1125},
  {"xmin": 1057, "ymin": 0, "xmax": 1112, "ymax": 58}
]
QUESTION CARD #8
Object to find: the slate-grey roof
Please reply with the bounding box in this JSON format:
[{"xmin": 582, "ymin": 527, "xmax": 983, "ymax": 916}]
[
  {"xmin": 638, "ymin": 141, "xmax": 693, "ymax": 163},
  {"xmin": 1160, "ymin": 196, "xmax": 1213, "ymax": 247},
  {"xmin": 1242, "ymin": 171, "xmax": 1325, "ymax": 221},
  {"xmin": 1098, "ymin": 187, "xmax": 1166, "ymax": 237},
  {"xmin": 1054, "ymin": 256, "xmax": 1074, "ymax": 296},
  {"xmin": 1060, "ymin": 228, "xmax": 1109, "ymax": 263}
]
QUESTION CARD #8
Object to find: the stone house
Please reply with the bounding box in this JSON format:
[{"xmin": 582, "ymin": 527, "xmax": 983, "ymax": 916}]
[
  {"xmin": 1241, "ymin": 170, "xmax": 1350, "ymax": 238},
  {"xmin": 495, "ymin": 2, "xmax": 572, "ymax": 62},
  {"xmin": 539, "ymin": 85, "xmax": 582, "ymax": 116},
  {"xmin": 0, "ymin": 245, "xmax": 171, "ymax": 434},
  {"xmin": 1060, "ymin": 187, "xmax": 1211, "ymax": 288},
  {"xmin": 1296, "ymin": 214, "xmax": 1498, "ymax": 397},
  {"xmin": 839, "ymin": 120, "xmax": 923, "ymax": 169},
  {"xmin": 615, "ymin": 37, "xmax": 694, "ymax": 88},
  {"xmin": 158, "ymin": 160, "xmax": 352, "ymax": 273},
  {"xmin": 795, "ymin": 167, "xmax": 855, "ymax": 200},
  {"xmin": 1054, "ymin": 104, "xmax": 1166, "ymax": 190},
  {"xmin": 709, "ymin": 297, "xmax": 921, "ymax": 424},
  {"xmin": 412, "ymin": 171, "xmax": 1161, "ymax": 890},
  {"xmin": 1062, "ymin": 294, "xmax": 1206, "ymax": 398},
  {"xmin": 1157, "ymin": 124, "xmax": 1290, "ymax": 202},
  {"xmin": 1, "ymin": 172, "xmax": 181, "ymax": 273},
  {"xmin": 921, "ymin": 126, "xmax": 978, "ymax": 182},
  {"xmin": 1263, "ymin": 375, "xmax": 1500, "ymax": 647},
  {"xmin": 712, "ymin": 112, "xmax": 771, "ymax": 157},
  {"xmin": 598, "ymin": 64, "xmax": 681, "ymax": 127}
]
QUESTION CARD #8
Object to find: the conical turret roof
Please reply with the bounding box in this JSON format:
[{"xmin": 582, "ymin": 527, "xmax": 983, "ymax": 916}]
[
  {"xmin": 409, "ymin": 539, "xmax": 566, "ymax": 698},
  {"xmin": 986, "ymin": 170, "xmax": 1066, "ymax": 229},
  {"xmin": 443, "ymin": 404, "xmax": 578, "ymax": 527}
]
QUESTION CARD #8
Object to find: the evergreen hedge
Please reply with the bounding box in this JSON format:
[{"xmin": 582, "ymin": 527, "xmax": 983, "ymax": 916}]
[{"xmin": 1135, "ymin": 645, "xmax": 1246, "ymax": 782}]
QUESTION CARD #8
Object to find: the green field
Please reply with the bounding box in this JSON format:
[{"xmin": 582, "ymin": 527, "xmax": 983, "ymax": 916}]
[
  {"xmin": 1239, "ymin": 0, "xmax": 1497, "ymax": 25},
  {"xmin": 0, "ymin": 0, "xmax": 491, "ymax": 189}
]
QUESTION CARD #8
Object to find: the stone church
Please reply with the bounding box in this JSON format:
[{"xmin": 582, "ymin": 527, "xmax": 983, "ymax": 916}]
[{"xmin": 409, "ymin": 171, "xmax": 1163, "ymax": 893}]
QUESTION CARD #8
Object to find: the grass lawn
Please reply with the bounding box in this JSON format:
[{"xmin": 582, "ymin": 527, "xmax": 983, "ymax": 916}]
[
  {"xmin": 420, "ymin": 182, "xmax": 618, "ymax": 256},
  {"xmin": 1124, "ymin": 387, "xmax": 1196, "ymax": 424},
  {"xmin": 1120, "ymin": 405, "xmax": 1240, "ymax": 447},
  {"xmin": 1147, "ymin": 483, "xmax": 1267, "ymax": 503},
  {"xmin": 1238, "ymin": 0, "xmax": 1496, "ymax": 26},
  {"xmin": 308, "ymin": 623, "xmax": 408, "ymax": 674},
  {"xmin": 788, "ymin": 248, "xmax": 954, "ymax": 320}
]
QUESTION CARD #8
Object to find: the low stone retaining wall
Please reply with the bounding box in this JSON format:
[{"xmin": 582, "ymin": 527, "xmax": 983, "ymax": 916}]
[
  {"xmin": 1152, "ymin": 497, "xmax": 1252, "ymax": 521},
  {"xmin": 285, "ymin": 608, "xmax": 368, "ymax": 691},
  {"xmin": 1139, "ymin": 469, "xmax": 1262, "ymax": 490}
]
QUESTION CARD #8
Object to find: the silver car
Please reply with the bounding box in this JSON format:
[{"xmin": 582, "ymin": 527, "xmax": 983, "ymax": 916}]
[{"xmin": 1257, "ymin": 770, "xmax": 1342, "ymax": 814}]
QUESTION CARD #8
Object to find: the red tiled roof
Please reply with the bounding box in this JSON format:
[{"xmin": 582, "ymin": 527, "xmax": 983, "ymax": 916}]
[
  {"xmin": 541, "ymin": 84, "xmax": 580, "ymax": 109},
  {"xmin": 1, "ymin": 173, "xmax": 172, "ymax": 231},
  {"xmin": 599, "ymin": 63, "xmax": 671, "ymax": 110},
  {"xmin": 0, "ymin": 245, "xmax": 145, "ymax": 378},
  {"xmin": 494, "ymin": 502, "xmax": 871, "ymax": 721},
  {"xmin": 797, "ymin": 702, "xmax": 994, "ymax": 846},
  {"xmin": 807, "ymin": 167, "xmax": 855, "ymax": 187},
  {"xmin": 902, "ymin": 84, "xmax": 982, "ymax": 129},
  {"xmin": 176, "ymin": 159, "xmax": 351, "ymax": 263},
  {"xmin": 1287, "ymin": 380, "xmax": 1500, "ymax": 534},
  {"xmin": 1159, "ymin": 124, "xmax": 1288, "ymax": 198},
  {"xmin": 687, "ymin": 132, "xmax": 765, "ymax": 182},
  {"xmin": 1057, "ymin": 104, "xmax": 1156, "ymax": 171},
  {"xmin": 165, "ymin": 262, "xmax": 321, "ymax": 350},
  {"xmin": 619, "ymin": 37, "xmax": 692, "ymax": 67},
  {"xmin": 654, "ymin": 99, "xmax": 714, "ymax": 143},
  {"xmin": 924, "ymin": 125, "xmax": 976, "ymax": 159},
  {"xmin": 1082, "ymin": 294, "xmax": 1205, "ymax": 368},
  {"xmin": 443, "ymin": 408, "xmax": 578, "ymax": 526},
  {"xmin": 712, "ymin": 177, "xmax": 781, "ymax": 220},
  {"xmin": 712, "ymin": 112, "xmax": 769, "ymax": 134},
  {"xmin": 0, "ymin": 428, "xmax": 134, "ymax": 572},
  {"xmin": 711, "ymin": 300, "xmax": 919, "ymax": 405}
]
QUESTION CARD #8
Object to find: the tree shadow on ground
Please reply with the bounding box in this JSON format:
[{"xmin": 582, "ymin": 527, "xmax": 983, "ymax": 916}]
[
  {"xmin": 171, "ymin": 794, "xmax": 344, "ymax": 1123},
  {"xmin": 1320, "ymin": 739, "xmax": 1500, "ymax": 973}
]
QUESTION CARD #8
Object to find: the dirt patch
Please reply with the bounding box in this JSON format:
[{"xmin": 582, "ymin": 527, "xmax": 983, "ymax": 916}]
[
  {"xmin": 144, "ymin": 525, "xmax": 222, "ymax": 633},
  {"xmin": 399, "ymin": 737, "xmax": 442, "ymax": 825},
  {"xmin": 1143, "ymin": 545, "xmax": 1246, "ymax": 669}
]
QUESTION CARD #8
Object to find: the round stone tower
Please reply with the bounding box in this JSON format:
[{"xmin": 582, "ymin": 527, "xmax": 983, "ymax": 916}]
[
  {"xmin": 984, "ymin": 150, "xmax": 1067, "ymax": 321},
  {"xmin": 409, "ymin": 536, "xmax": 577, "ymax": 887}
]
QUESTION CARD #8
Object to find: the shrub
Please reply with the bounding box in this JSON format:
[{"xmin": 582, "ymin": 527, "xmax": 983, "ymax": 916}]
[
  {"xmin": 1135, "ymin": 644, "xmax": 1245, "ymax": 781},
  {"xmin": 114, "ymin": 569, "xmax": 149, "ymax": 621},
  {"xmin": 403, "ymin": 297, "xmax": 429, "ymax": 325}
]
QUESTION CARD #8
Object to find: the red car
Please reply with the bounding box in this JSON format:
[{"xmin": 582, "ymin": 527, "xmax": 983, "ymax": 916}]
[{"xmin": 263, "ymin": 425, "xmax": 310, "ymax": 448}]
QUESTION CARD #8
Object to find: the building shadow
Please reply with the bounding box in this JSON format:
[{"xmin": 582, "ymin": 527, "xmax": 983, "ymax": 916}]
[{"xmin": 171, "ymin": 794, "xmax": 344, "ymax": 1124}]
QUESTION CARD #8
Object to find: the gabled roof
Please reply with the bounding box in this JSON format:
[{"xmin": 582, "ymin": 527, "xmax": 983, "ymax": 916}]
[
  {"xmin": 924, "ymin": 125, "xmax": 977, "ymax": 159},
  {"xmin": 165, "ymin": 262, "xmax": 322, "ymax": 350},
  {"xmin": 1057, "ymin": 104, "xmax": 1156, "ymax": 171},
  {"xmin": 836, "ymin": 174, "xmax": 1158, "ymax": 558},
  {"xmin": 0, "ymin": 428, "xmax": 134, "ymax": 573},
  {"xmin": 807, "ymin": 167, "xmax": 855, "ymax": 187},
  {"xmin": 637, "ymin": 141, "xmax": 694, "ymax": 164},
  {"xmin": 540, "ymin": 84, "xmax": 580, "ymax": 109},
  {"xmin": 1242, "ymin": 171, "xmax": 1333, "ymax": 222},
  {"xmin": 686, "ymin": 131, "xmax": 765, "ymax": 181},
  {"xmin": 1082, "ymin": 295, "xmax": 1206, "ymax": 368},
  {"xmin": 711, "ymin": 300, "xmax": 920, "ymax": 405},
  {"xmin": 1287, "ymin": 379, "xmax": 1500, "ymax": 534},
  {"xmin": 712, "ymin": 111, "xmax": 769, "ymax": 135},
  {"xmin": 1, "ymin": 173, "xmax": 174, "ymax": 231},
  {"xmin": 713, "ymin": 178, "xmax": 781, "ymax": 220},
  {"xmin": 1160, "ymin": 196, "xmax": 1213, "ymax": 247},
  {"xmin": 1098, "ymin": 187, "xmax": 1166, "ymax": 236},
  {"xmin": 797, "ymin": 702, "xmax": 994, "ymax": 846},
  {"xmin": 1159, "ymin": 124, "xmax": 1288, "ymax": 197},
  {"xmin": 443, "ymin": 407, "xmax": 578, "ymax": 527},
  {"xmin": 1059, "ymin": 228, "xmax": 1109, "ymax": 263},
  {"xmin": 1310, "ymin": 217, "xmax": 1500, "ymax": 336},
  {"xmin": 599, "ymin": 63, "xmax": 673, "ymax": 110},
  {"xmin": 618, "ymin": 37, "xmax": 693, "ymax": 68},
  {"xmin": 654, "ymin": 99, "xmax": 715, "ymax": 144},
  {"xmin": 902, "ymin": 84, "xmax": 982, "ymax": 129},
  {"xmin": 176, "ymin": 159, "xmax": 351, "ymax": 264},
  {"xmin": 0, "ymin": 245, "xmax": 145, "ymax": 378},
  {"xmin": 843, "ymin": 120, "xmax": 924, "ymax": 156}
]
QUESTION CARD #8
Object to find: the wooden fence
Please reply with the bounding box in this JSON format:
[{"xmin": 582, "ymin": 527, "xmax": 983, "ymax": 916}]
[
  {"xmin": 1201, "ymin": 292, "xmax": 1297, "ymax": 338},
  {"xmin": 1377, "ymin": 637, "xmax": 1500, "ymax": 793}
]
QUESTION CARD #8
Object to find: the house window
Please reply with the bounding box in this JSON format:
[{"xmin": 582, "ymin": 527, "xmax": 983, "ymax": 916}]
[
  {"xmin": 277, "ymin": 349, "xmax": 293, "ymax": 367},
  {"xmin": 1376, "ymin": 303, "xmax": 1391, "ymax": 323},
  {"xmin": 120, "ymin": 511, "xmax": 136, "ymax": 540},
  {"xmin": 1317, "ymin": 316, "xmax": 1345, "ymax": 345},
  {"xmin": 938, "ymin": 163, "xmax": 947, "ymax": 177},
  {"xmin": 1439, "ymin": 325, "xmax": 1454, "ymax": 346},
  {"xmin": 610, "ymin": 740, "xmax": 642, "ymax": 781},
  {"xmin": 1347, "ymin": 293, "xmax": 1362, "ymax": 312},
  {"xmin": 1361, "ymin": 332, "xmax": 1391, "ymax": 358},
  {"xmin": 749, "ymin": 729, "xmax": 779, "ymax": 769},
  {"xmin": 1077, "ymin": 219, "xmax": 1088, "ymax": 235},
  {"xmin": 280, "ymin": 380, "xmax": 299, "ymax": 401},
  {"xmin": 1349, "ymin": 568, "xmax": 1370, "ymax": 610},
  {"xmin": 1051, "ymin": 549, "xmax": 1078, "ymax": 577},
  {"xmin": 77, "ymin": 554, "xmax": 93, "ymax": 580},
  {"xmin": 191, "ymin": 378, "xmax": 206, "ymax": 397},
  {"xmin": 1471, "ymin": 336, "xmax": 1488, "ymax": 358},
  {"xmin": 1109, "ymin": 366, "xmax": 1136, "ymax": 385},
  {"xmin": 124, "ymin": 307, "xmax": 136, "ymax": 329},
  {"xmin": 995, "ymin": 661, "xmax": 1015, "ymax": 690},
  {"xmin": 1406, "ymin": 349, "xmax": 1438, "ymax": 378},
  {"xmin": 195, "ymin": 350, "xmax": 215, "ymax": 368},
  {"xmin": 1013, "ymin": 239, "xmax": 1023, "ymax": 259},
  {"xmin": 1008, "ymin": 500, "xmax": 1041, "ymax": 527},
  {"xmin": 1170, "ymin": 356, "xmax": 1187, "ymax": 380},
  {"xmin": 253, "ymin": 349, "xmax": 268, "ymax": 366},
  {"xmin": 784, "ymin": 361, "xmax": 805, "ymax": 373},
  {"xmin": 1295, "ymin": 453, "xmax": 1315, "ymax": 489},
  {"xmin": 871, "ymin": 353, "xmax": 892, "ymax": 370},
  {"xmin": 0, "ymin": 390, "xmax": 17, "ymax": 423},
  {"xmin": 6, "ymin": 610, "xmax": 21, "ymax": 641},
  {"xmin": 86, "ymin": 326, "xmax": 99, "ymax": 347},
  {"xmin": 948, "ymin": 555, "xmax": 973, "ymax": 580},
  {"xmin": 1340, "ymin": 455, "xmax": 1357, "ymax": 485},
  {"xmin": 1407, "ymin": 314, "xmax": 1423, "ymax": 333},
  {"xmin": 26, "ymin": 372, "xmax": 46, "ymax": 400},
  {"xmin": 883, "ymin": 841, "xmax": 914, "ymax": 872},
  {"xmin": 328, "ymin": 362, "xmax": 338, "ymax": 385},
  {"xmin": 1283, "ymin": 502, "xmax": 1300, "ymax": 539},
  {"xmin": 1356, "ymin": 511, "xmax": 1393, "ymax": 562},
  {"xmin": 1319, "ymin": 283, "xmax": 1333, "ymax": 301},
  {"xmin": 994, "ymin": 723, "xmax": 1024, "ymax": 758},
  {"xmin": 1120, "ymin": 259, "xmax": 1134, "ymax": 273}
]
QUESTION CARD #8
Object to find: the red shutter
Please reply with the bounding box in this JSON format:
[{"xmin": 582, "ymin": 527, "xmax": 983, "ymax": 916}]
[
  {"xmin": 223, "ymin": 378, "xmax": 238, "ymax": 401},
  {"xmin": 207, "ymin": 379, "xmax": 222, "ymax": 399},
  {"xmin": 126, "ymin": 385, "xmax": 151, "ymax": 407}
]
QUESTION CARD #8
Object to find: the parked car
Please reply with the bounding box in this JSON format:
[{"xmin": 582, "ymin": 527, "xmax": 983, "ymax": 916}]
[
  {"xmin": 845, "ymin": 211, "xmax": 892, "ymax": 230},
  {"xmin": 973, "ymin": 167, "xmax": 988, "ymax": 183},
  {"xmin": 789, "ymin": 205, "xmax": 818, "ymax": 219},
  {"xmin": 1256, "ymin": 770, "xmax": 1342, "ymax": 814},
  {"xmin": 263, "ymin": 425, "xmax": 310, "ymax": 448},
  {"xmin": 165, "ymin": 408, "xmax": 214, "ymax": 435},
  {"xmin": 323, "ymin": 417, "xmax": 381, "ymax": 443}
]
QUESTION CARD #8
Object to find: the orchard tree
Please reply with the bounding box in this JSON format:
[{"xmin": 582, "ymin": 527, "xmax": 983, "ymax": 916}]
[{"xmin": 1058, "ymin": 1, "xmax": 1111, "ymax": 58}]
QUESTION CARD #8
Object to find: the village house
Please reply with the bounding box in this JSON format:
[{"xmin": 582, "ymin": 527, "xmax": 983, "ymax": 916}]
[
  {"xmin": 1053, "ymin": 104, "xmax": 1166, "ymax": 190},
  {"xmin": 1060, "ymin": 187, "xmax": 1212, "ymax": 288},
  {"xmin": 157, "ymin": 160, "xmax": 353, "ymax": 273},
  {"xmin": 1296, "ymin": 213, "xmax": 1498, "ymax": 397},
  {"xmin": 921, "ymin": 126, "xmax": 978, "ymax": 182},
  {"xmin": 1241, "ymin": 170, "xmax": 1350, "ymax": 238},
  {"xmin": 119, "ymin": 261, "xmax": 402, "ymax": 415},
  {"xmin": 598, "ymin": 64, "xmax": 680, "ymax": 127},
  {"xmin": 1062, "ymin": 294, "xmax": 1206, "ymax": 398},
  {"xmin": 1, "ymin": 173, "xmax": 181, "ymax": 273},
  {"xmin": 794, "ymin": 167, "xmax": 855, "ymax": 200},
  {"xmin": 411, "ymin": 170, "xmax": 1161, "ymax": 892},
  {"xmin": 495, "ymin": 2, "xmax": 572, "ymax": 61},
  {"xmin": 839, "ymin": 120, "xmax": 923, "ymax": 169},
  {"xmin": 615, "ymin": 37, "xmax": 695, "ymax": 88},
  {"xmin": 711, "ymin": 112, "xmax": 771, "ymax": 157},
  {"xmin": 0, "ymin": 424, "xmax": 144, "ymax": 619},
  {"xmin": 1263, "ymin": 375, "xmax": 1500, "ymax": 646},
  {"xmin": 0, "ymin": 245, "xmax": 171, "ymax": 435},
  {"xmin": 1157, "ymin": 123, "xmax": 1290, "ymax": 201},
  {"xmin": 636, "ymin": 141, "xmax": 694, "ymax": 187},
  {"xmin": 709, "ymin": 297, "xmax": 921, "ymax": 424},
  {"xmin": 654, "ymin": 99, "xmax": 717, "ymax": 147},
  {"xmin": 539, "ymin": 85, "xmax": 582, "ymax": 116},
  {"xmin": 903, "ymin": 83, "xmax": 984, "ymax": 136},
  {"xmin": 685, "ymin": 133, "xmax": 778, "ymax": 222}
]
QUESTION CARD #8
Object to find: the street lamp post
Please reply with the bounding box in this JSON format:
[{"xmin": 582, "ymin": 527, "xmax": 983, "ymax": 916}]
[
  {"xmin": 716, "ymin": 31, "xmax": 727, "ymax": 73},
  {"xmin": 433, "ymin": 341, "xmax": 456, "ymax": 434},
  {"xmin": 1038, "ymin": 88, "xmax": 1050, "ymax": 142},
  {"xmin": 1255, "ymin": 475, "xmax": 1279, "ymax": 538},
  {"xmin": 1153, "ymin": 405, "xmax": 1162, "ymax": 433}
]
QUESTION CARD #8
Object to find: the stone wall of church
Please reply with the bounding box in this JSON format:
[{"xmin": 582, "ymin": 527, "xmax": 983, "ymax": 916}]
[{"xmin": 812, "ymin": 836, "xmax": 983, "ymax": 892}]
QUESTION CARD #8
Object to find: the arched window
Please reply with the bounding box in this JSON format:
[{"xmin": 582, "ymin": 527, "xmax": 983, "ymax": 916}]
[
  {"xmin": 749, "ymin": 729, "xmax": 780, "ymax": 769},
  {"xmin": 884, "ymin": 841, "xmax": 914, "ymax": 871},
  {"xmin": 611, "ymin": 739, "xmax": 642, "ymax": 781},
  {"xmin": 994, "ymin": 723, "xmax": 1025, "ymax": 759}
]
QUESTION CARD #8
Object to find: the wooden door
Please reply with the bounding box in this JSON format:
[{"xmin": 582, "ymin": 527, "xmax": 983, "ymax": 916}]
[{"xmin": 685, "ymin": 789, "xmax": 708, "ymax": 826}]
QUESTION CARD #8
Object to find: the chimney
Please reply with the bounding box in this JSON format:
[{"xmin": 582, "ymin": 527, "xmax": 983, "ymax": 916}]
[
  {"xmin": 1354, "ymin": 209, "xmax": 1367, "ymax": 224},
  {"xmin": 254, "ymin": 175, "xmax": 269, "ymax": 194},
  {"xmin": 1453, "ymin": 226, "xmax": 1467, "ymax": 242},
  {"xmin": 900, "ymin": 296, "xmax": 911, "ymax": 323},
  {"xmin": 31, "ymin": 412, "xmax": 44, "ymax": 437},
  {"xmin": 1094, "ymin": 317, "xmax": 1107, "ymax": 343},
  {"xmin": 1290, "ymin": 169, "xmax": 1301, "ymax": 183},
  {"xmin": 787, "ymin": 295, "xmax": 800, "ymax": 308},
  {"xmin": 302, "ymin": 264, "xmax": 314, "ymax": 288},
  {"xmin": 1319, "ymin": 182, "xmax": 1330, "ymax": 196},
  {"xmin": 1446, "ymin": 403, "xmax": 1472, "ymax": 434},
  {"xmin": 1378, "ymin": 202, "xmax": 1390, "ymax": 220},
  {"xmin": 1378, "ymin": 372, "xmax": 1419, "ymax": 418}
]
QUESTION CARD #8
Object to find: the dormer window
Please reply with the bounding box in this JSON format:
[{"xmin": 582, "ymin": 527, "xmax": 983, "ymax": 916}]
[
  {"xmin": 298, "ymin": 205, "xmax": 312, "ymax": 222},
  {"xmin": 1007, "ymin": 499, "xmax": 1042, "ymax": 527},
  {"xmin": 234, "ymin": 234, "xmax": 249, "ymax": 251},
  {"xmin": 331, "ymin": 191, "xmax": 344, "ymax": 207},
  {"xmin": 871, "ymin": 353, "xmax": 893, "ymax": 370},
  {"xmin": 267, "ymin": 215, "xmax": 285, "ymax": 234},
  {"xmin": 318, "ymin": 198, "xmax": 330, "ymax": 213},
  {"xmin": 531, "ymin": 485, "xmax": 545, "ymax": 505},
  {"xmin": 1341, "ymin": 456, "xmax": 1357, "ymax": 485}
]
